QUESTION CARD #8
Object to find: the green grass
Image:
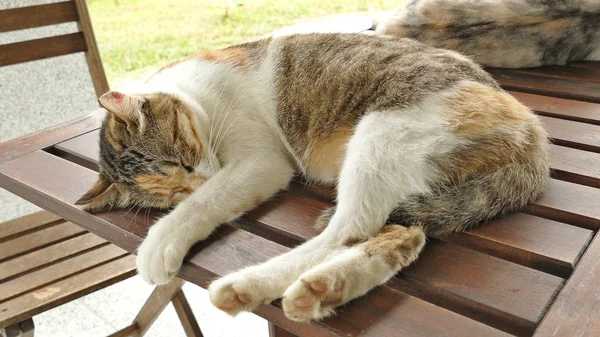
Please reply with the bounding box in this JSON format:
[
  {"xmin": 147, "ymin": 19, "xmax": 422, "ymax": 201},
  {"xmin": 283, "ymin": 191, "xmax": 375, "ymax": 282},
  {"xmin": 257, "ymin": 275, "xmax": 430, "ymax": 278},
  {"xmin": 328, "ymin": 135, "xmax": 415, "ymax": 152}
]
[{"xmin": 88, "ymin": 0, "xmax": 398, "ymax": 87}]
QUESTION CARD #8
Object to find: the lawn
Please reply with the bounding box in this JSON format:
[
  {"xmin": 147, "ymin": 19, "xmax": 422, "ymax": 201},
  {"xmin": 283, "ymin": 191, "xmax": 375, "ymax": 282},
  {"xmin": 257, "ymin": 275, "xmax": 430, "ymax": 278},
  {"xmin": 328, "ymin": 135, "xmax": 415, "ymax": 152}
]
[{"xmin": 88, "ymin": 0, "xmax": 399, "ymax": 87}]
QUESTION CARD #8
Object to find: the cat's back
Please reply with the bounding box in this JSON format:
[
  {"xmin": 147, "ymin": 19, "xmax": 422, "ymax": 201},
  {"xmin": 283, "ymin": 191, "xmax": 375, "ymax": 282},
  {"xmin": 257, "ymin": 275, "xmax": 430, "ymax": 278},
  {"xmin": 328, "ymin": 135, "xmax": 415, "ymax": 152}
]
[{"xmin": 270, "ymin": 34, "xmax": 499, "ymax": 159}]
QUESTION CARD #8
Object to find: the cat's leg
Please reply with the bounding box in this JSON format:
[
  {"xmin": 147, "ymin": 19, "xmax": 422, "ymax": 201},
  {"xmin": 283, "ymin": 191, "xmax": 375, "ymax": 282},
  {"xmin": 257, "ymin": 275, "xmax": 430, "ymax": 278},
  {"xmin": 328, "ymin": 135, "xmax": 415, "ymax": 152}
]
[
  {"xmin": 208, "ymin": 228, "xmax": 346, "ymax": 315},
  {"xmin": 210, "ymin": 111, "xmax": 441, "ymax": 317},
  {"xmin": 281, "ymin": 110, "xmax": 450, "ymax": 321},
  {"xmin": 283, "ymin": 224, "xmax": 425, "ymax": 321},
  {"xmin": 136, "ymin": 153, "xmax": 294, "ymax": 285}
]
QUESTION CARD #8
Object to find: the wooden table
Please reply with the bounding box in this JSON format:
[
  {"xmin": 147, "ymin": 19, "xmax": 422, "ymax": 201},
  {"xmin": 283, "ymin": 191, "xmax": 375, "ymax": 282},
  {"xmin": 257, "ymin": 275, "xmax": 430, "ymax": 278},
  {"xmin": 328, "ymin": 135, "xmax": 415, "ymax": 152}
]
[{"xmin": 1, "ymin": 61, "xmax": 599, "ymax": 337}]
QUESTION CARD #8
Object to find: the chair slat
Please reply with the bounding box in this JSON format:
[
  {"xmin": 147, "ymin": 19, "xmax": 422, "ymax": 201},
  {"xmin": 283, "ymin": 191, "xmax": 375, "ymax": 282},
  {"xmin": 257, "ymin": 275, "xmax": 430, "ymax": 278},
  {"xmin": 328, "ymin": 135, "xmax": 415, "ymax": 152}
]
[
  {"xmin": 0, "ymin": 254, "xmax": 136, "ymax": 329},
  {"xmin": 0, "ymin": 233, "xmax": 107, "ymax": 282},
  {"xmin": 509, "ymin": 91, "xmax": 600, "ymax": 125},
  {"xmin": 0, "ymin": 32, "xmax": 86, "ymax": 67},
  {"xmin": 0, "ymin": 1, "xmax": 78, "ymax": 33},
  {"xmin": 0, "ymin": 244, "xmax": 128, "ymax": 303},
  {"xmin": 488, "ymin": 67, "xmax": 600, "ymax": 103},
  {"xmin": 0, "ymin": 222, "xmax": 86, "ymax": 262},
  {"xmin": 0, "ymin": 211, "xmax": 62, "ymax": 242}
]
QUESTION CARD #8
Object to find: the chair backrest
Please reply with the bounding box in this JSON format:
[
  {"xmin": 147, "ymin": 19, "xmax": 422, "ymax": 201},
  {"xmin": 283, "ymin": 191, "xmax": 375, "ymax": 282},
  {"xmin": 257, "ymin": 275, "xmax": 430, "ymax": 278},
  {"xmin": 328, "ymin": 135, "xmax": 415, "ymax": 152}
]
[{"xmin": 0, "ymin": 0, "xmax": 109, "ymax": 97}]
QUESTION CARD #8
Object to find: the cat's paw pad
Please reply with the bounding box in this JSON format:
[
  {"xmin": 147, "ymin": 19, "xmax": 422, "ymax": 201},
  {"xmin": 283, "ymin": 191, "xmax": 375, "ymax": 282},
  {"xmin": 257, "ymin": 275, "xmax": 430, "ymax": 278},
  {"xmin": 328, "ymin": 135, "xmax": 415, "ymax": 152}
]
[
  {"xmin": 208, "ymin": 274, "xmax": 267, "ymax": 316},
  {"xmin": 282, "ymin": 276, "xmax": 344, "ymax": 322},
  {"xmin": 136, "ymin": 224, "xmax": 188, "ymax": 285}
]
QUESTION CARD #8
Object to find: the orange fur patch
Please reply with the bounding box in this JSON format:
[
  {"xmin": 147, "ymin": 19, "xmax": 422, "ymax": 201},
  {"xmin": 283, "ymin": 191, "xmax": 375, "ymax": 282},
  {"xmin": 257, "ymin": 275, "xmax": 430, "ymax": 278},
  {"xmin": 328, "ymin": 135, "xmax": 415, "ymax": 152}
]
[
  {"xmin": 445, "ymin": 83, "xmax": 532, "ymax": 136},
  {"xmin": 200, "ymin": 48, "xmax": 248, "ymax": 68},
  {"xmin": 441, "ymin": 82, "xmax": 540, "ymax": 182},
  {"xmin": 363, "ymin": 225, "xmax": 426, "ymax": 268},
  {"xmin": 136, "ymin": 173, "xmax": 205, "ymax": 198},
  {"xmin": 306, "ymin": 127, "xmax": 354, "ymax": 181}
]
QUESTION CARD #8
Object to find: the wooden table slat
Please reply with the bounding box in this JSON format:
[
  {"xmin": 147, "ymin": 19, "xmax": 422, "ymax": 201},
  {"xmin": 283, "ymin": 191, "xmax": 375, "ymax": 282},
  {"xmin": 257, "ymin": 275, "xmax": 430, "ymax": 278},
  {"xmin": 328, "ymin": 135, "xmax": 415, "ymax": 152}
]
[
  {"xmin": 540, "ymin": 115, "xmax": 600, "ymax": 153},
  {"xmin": 526, "ymin": 179, "xmax": 600, "ymax": 231},
  {"xmin": 533, "ymin": 233, "xmax": 600, "ymax": 337},
  {"xmin": 247, "ymin": 190, "xmax": 564, "ymax": 332},
  {"xmin": 508, "ymin": 91, "xmax": 600, "ymax": 125},
  {"xmin": 550, "ymin": 144, "xmax": 600, "ymax": 188},
  {"xmin": 443, "ymin": 213, "xmax": 593, "ymax": 278},
  {"xmin": 0, "ymin": 151, "xmax": 511, "ymax": 337},
  {"xmin": 507, "ymin": 66, "xmax": 600, "ymax": 84},
  {"xmin": 488, "ymin": 68, "xmax": 600, "ymax": 103}
]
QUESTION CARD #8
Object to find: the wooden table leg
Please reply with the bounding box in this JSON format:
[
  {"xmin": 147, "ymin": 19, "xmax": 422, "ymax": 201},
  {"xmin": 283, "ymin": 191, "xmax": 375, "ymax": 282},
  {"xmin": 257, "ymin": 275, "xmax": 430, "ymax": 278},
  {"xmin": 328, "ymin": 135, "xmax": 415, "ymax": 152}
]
[
  {"xmin": 133, "ymin": 278, "xmax": 185, "ymax": 336},
  {"xmin": 268, "ymin": 322, "xmax": 299, "ymax": 337},
  {"xmin": 172, "ymin": 290, "xmax": 203, "ymax": 337}
]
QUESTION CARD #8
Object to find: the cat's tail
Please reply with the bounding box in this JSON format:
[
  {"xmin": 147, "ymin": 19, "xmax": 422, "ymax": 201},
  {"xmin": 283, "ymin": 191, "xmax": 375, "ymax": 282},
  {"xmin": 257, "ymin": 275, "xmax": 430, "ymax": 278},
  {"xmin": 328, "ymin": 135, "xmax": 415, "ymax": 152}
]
[
  {"xmin": 374, "ymin": 0, "xmax": 600, "ymax": 67},
  {"xmin": 388, "ymin": 158, "xmax": 549, "ymax": 237}
]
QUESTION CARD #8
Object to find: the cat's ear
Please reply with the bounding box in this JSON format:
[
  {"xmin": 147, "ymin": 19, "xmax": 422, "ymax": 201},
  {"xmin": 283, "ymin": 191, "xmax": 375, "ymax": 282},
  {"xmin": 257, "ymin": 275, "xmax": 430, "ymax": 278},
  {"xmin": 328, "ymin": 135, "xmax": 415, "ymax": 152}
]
[
  {"xmin": 99, "ymin": 91, "xmax": 144, "ymax": 131},
  {"xmin": 75, "ymin": 174, "xmax": 119, "ymax": 210}
]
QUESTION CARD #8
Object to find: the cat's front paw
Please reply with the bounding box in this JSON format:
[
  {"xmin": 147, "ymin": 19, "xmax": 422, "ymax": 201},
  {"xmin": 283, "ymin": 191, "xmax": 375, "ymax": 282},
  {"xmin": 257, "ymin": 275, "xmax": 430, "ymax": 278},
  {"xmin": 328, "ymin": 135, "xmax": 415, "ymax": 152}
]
[
  {"xmin": 208, "ymin": 272, "xmax": 277, "ymax": 316},
  {"xmin": 282, "ymin": 273, "xmax": 344, "ymax": 322},
  {"xmin": 136, "ymin": 216, "xmax": 190, "ymax": 285}
]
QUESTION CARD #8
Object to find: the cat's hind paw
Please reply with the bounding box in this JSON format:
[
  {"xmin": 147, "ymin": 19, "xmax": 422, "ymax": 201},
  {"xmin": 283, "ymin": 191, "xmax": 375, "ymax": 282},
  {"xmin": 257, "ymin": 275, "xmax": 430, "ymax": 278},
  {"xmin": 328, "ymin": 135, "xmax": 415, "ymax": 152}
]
[
  {"xmin": 208, "ymin": 273, "xmax": 271, "ymax": 316},
  {"xmin": 282, "ymin": 275, "xmax": 344, "ymax": 322}
]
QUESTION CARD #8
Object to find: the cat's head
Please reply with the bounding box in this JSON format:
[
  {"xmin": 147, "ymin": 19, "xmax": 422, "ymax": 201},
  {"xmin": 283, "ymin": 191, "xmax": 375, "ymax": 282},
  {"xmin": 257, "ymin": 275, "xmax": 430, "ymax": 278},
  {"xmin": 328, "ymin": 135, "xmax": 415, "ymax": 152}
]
[{"xmin": 75, "ymin": 90, "xmax": 218, "ymax": 210}]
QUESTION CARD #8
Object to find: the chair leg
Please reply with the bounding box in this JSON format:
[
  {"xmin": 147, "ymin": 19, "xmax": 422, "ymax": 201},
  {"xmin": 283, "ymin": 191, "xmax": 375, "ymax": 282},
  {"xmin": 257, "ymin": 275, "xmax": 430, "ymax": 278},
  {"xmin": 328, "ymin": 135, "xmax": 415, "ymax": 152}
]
[
  {"xmin": 133, "ymin": 278, "xmax": 185, "ymax": 337},
  {"xmin": 1, "ymin": 318, "xmax": 34, "ymax": 337},
  {"xmin": 268, "ymin": 322, "xmax": 299, "ymax": 337},
  {"xmin": 172, "ymin": 290, "xmax": 203, "ymax": 337}
]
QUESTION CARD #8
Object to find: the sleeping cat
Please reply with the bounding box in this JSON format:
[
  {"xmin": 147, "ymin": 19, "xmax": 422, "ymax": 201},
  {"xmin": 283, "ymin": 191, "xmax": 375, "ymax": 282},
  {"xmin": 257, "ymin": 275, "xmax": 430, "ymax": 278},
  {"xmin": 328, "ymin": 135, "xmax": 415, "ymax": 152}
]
[
  {"xmin": 76, "ymin": 33, "xmax": 550, "ymax": 322},
  {"xmin": 375, "ymin": 0, "xmax": 600, "ymax": 67}
]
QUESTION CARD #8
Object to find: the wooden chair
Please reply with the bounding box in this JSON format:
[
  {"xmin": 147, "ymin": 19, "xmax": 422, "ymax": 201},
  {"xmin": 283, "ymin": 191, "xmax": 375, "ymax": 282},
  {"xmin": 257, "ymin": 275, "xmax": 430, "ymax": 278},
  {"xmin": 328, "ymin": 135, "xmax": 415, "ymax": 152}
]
[{"xmin": 0, "ymin": 1, "xmax": 201, "ymax": 336}]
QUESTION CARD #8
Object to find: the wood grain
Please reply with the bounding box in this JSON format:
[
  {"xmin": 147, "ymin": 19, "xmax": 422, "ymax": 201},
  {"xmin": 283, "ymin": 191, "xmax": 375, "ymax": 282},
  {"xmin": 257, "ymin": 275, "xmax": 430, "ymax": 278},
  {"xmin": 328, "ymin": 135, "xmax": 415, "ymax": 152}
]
[
  {"xmin": 540, "ymin": 115, "xmax": 600, "ymax": 153},
  {"xmin": 269, "ymin": 323, "xmax": 299, "ymax": 337},
  {"xmin": 172, "ymin": 290, "xmax": 204, "ymax": 337},
  {"xmin": 247, "ymin": 190, "xmax": 564, "ymax": 336},
  {"xmin": 526, "ymin": 179, "xmax": 600, "ymax": 230},
  {"xmin": 0, "ymin": 233, "xmax": 107, "ymax": 282},
  {"xmin": 0, "ymin": 255, "xmax": 136, "ymax": 329},
  {"xmin": 443, "ymin": 213, "xmax": 593, "ymax": 278},
  {"xmin": 74, "ymin": 0, "xmax": 109, "ymax": 97},
  {"xmin": 0, "ymin": 33, "xmax": 86, "ymax": 67},
  {"xmin": 508, "ymin": 91, "xmax": 600, "ymax": 125},
  {"xmin": 550, "ymin": 145, "xmax": 600, "ymax": 188},
  {"xmin": 534, "ymin": 233, "xmax": 600, "ymax": 337},
  {"xmin": 0, "ymin": 109, "xmax": 104, "ymax": 165},
  {"xmin": 134, "ymin": 278, "xmax": 184, "ymax": 336},
  {"xmin": 509, "ymin": 66, "xmax": 600, "ymax": 84},
  {"xmin": 0, "ymin": 151, "xmax": 511, "ymax": 337},
  {"xmin": 0, "ymin": 222, "xmax": 86, "ymax": 262},
  {"xmin": 0, "ymin": 1, "xmax": 78, "ymax": 33},
  {"xmin": 0, "ymin": 211, "xmax": 61, "ymax": 242},
  {"xmin": 488, "ymin": 67, "xmax": 600, "ymax": 103},
  {"xmin": 0, "ymin": 244, "xmax": 128, "ymax": 303}
]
